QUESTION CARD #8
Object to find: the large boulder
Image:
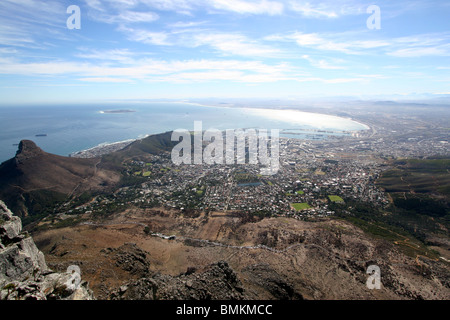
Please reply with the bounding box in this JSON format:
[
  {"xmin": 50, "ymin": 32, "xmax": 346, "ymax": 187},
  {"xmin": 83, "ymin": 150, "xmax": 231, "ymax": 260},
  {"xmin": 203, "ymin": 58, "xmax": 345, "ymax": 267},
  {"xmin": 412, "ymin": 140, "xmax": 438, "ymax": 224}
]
[{"xmin": 0, "ymin": 200, "xmax": 22, "ymax": 242}]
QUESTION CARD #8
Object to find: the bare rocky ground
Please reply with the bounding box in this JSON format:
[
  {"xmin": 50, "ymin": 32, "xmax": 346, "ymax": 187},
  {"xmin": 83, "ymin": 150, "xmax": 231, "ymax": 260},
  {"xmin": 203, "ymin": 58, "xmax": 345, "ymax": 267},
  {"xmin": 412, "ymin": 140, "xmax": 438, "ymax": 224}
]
[{"xmin": 32, "ymin": 207, "xmax": 450, "ymax": 300}]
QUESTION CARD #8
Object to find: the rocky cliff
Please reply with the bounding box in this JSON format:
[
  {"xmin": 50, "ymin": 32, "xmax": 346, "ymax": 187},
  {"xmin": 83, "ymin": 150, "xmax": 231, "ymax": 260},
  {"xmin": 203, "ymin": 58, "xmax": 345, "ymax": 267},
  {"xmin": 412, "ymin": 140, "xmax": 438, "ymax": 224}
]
[{"xmin": 0, "ymin": 200, "xmax": 94, "ymax": 300}]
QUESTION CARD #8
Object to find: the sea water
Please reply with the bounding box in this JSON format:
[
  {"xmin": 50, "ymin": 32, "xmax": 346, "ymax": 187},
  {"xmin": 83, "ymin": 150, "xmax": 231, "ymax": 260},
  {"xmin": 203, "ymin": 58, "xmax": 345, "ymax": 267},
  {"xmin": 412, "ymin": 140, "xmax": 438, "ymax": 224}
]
[{"xmin": 0, "ymin": 102, "xmax": 368, "ymax": 163}]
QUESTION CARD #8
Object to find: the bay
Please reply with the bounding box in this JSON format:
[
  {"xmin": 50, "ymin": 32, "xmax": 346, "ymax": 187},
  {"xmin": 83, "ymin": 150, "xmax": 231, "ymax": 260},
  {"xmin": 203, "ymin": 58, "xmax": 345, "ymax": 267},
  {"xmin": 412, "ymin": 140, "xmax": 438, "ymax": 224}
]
[{"xmin": 0, "ymin": 102, "xmax": 368, "ymax": 163}]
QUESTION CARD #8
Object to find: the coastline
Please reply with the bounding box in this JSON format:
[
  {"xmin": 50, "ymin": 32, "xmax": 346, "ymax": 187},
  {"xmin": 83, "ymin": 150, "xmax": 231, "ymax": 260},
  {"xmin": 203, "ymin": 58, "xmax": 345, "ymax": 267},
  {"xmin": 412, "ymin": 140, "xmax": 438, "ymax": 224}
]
[
  {"xmin": 69, "ymin": 138, "xmax": 137, "ymax": 158},
  {"xmin": 240, "ymin": 107, "xmax": 370, "ymax": 131},
  {"xmin": 97, "ymin": 100, "xmax": 371, "ymax": 132},
  {"xmin": 69, "ymin": 103, "xmax": 371, "ymax": 159},
  {"xmin": 185, "ymin": 101, "xmax": 371, "ymax": 131}
]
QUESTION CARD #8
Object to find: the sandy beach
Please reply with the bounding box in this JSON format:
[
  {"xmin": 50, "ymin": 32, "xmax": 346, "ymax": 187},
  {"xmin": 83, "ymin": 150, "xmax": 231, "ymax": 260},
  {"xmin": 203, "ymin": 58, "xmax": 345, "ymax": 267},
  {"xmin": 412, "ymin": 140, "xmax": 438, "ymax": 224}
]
[{"xmin": 69, "ymin": 139, "xmax": 136, "ymax": 158}]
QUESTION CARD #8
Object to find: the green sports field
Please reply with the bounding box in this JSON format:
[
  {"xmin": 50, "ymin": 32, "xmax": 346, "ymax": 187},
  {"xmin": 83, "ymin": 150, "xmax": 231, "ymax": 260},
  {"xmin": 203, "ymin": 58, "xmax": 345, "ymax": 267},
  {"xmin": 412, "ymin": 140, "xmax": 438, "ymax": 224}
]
[
  {"xmin": 291, "ymin": 203, "xmax": 311, "ymax": 211},
  {"xmin": 328, "ymin": 195, "xmax": 344, "ymax": 203}
]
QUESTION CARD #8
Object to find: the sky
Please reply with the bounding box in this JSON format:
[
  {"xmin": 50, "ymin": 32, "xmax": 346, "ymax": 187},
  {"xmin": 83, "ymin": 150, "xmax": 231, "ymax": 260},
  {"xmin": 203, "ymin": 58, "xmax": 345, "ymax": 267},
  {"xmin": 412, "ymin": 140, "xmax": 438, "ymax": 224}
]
[{"xmin": 0, "ymin": 0, "xmax": 449, "ymax": 104}]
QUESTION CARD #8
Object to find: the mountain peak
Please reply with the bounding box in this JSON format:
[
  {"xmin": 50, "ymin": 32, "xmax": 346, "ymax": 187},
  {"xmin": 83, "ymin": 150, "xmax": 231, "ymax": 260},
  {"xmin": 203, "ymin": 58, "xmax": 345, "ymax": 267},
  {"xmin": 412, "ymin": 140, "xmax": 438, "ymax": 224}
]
[{"xmin": 15, "ymin": 140, "xmax": 44, "ymax": 163}]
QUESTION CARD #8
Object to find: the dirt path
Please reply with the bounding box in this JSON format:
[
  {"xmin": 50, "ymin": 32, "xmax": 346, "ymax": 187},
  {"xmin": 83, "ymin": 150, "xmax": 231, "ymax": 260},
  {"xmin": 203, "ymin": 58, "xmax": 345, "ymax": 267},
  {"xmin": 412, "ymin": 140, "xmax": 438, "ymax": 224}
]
[{"xmin": 372, "ymin": 223, "xmax": 441, "ymax": 265}]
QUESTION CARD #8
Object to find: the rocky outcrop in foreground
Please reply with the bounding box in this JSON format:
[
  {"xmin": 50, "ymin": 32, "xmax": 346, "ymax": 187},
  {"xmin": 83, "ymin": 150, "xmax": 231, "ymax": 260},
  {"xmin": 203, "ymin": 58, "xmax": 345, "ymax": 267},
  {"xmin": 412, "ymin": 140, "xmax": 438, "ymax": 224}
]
[
  {"xmin": 1, "ymin": 200, "xmax": 250, "ymax": 300},
  {"xmin": 0, "ymin": 201, "xmax": 94, "ymax": 300}
]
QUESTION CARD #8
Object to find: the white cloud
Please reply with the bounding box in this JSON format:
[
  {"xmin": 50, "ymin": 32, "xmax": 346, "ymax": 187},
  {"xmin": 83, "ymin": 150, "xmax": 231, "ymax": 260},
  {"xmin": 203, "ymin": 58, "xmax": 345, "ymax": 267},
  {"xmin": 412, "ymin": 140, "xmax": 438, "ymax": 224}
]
[
  {"xmin": 119, "ymin": 26, "xmax": 171, "ymax": 45},
  {"xmin": 75, "ymin": 48, "xmax": 137, "ymax": 63},
  {"xmin": 115, "ymin": 10, "xmax": 160, "ymax": 23},
  {"xmin": 302, "ymin": 55, "xmax": 346, "ymax": 70},
  {"xmin": 289, "ymin": 1, "xmax": 337, "ymax": 18},
  {"xmin": 116, "ymin": 26, "xmax": 285, "ymax": 57},
  {"xmin": 387, "ymin": 34, "xmax": 450, "ymax": 57},
  {"xmin": 267, "ymin": 31, "xmax": 450, "ymax": 58},
  {"xmin": 192, "ymin": 33, "xmax": 282, "ymax": 57},
  {"xmin": 351, "ymin": 40, "xmax": 390, "ymax": 49},
  {"xmin": 0, "ymin": 27, "xmax": 37, "ymax": 48},
  {"xmin": 169, "ymin": 20, "xmax": 208, "ymax": 28},
  {"xmin": 0, "ymin": 60, "xmax": 90, "ymax": 75},
  {"xmin": 4, "ymin": 52, "xmax": 382, "ymax": 85},
  {"xmin": 84, "ymin": 0, "xmax": 104, "ymax": 11},
  {"xmin": 0, "ymin": 0, "xmax": 67, "ymax": 48},
  {"xmin": 388, "ymin": 46, "xmax": 450, "ymax": 57},
  {"xmin": 85, "ymin": 0, "xmax": 285, "ymax": 16},
  {"xmin": 0, "ymin": 0, "xmax": 65, "ymax": 21},
  {"xmin": 209, "ymin": 0, "xmax": 284, "ymax": 15},
  {"xmin": 0, "ymin": 55, "xmax": 299, "ymax": 84},
  {"xmin": 79, "ymin": 77, "xmax": 134, "ymax": 83},
  {"xmin": 295, "ymin": 33, "xmax": 390, "ymax": 54},
  {"xmin": 131, "ymin": 31, "xmax": 170, "ymax": 45},
  {"xmin": 289, "ymin": 32, "xmax": 323, "ymax": 46},
  {"xmin": 322, "ymin": 78, "xmax": 363, "ymax": 84},
  {"xmin": 288, "ymin": 0, "xmax": 366, "ymax": 18},
  {"xmin": 87, "ymin": 9, "xmax": 159, "ymax": 24},
  {"xmin": 140, "ymin": 0, "xmax": 195, "ymax": 14},
  {"xmin": 269, "ymin": 32, "xmax": 360, "ymax": 54}
]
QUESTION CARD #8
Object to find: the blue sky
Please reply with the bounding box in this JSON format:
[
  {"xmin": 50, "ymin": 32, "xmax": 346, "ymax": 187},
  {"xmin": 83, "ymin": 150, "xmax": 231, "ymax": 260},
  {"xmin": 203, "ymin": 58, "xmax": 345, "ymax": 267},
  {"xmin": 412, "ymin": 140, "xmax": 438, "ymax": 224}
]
[{"xmin": 0, "ymin": 0, "xmax": 449, "ymax": 104}]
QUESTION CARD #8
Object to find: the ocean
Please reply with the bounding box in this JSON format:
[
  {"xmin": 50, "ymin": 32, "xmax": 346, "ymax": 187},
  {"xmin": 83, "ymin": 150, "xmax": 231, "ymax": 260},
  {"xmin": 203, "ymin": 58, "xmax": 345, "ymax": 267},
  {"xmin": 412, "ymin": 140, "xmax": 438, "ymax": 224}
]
[{"xmin": 0, "ymin": 102, "xmax": 368, "ymax": 163}]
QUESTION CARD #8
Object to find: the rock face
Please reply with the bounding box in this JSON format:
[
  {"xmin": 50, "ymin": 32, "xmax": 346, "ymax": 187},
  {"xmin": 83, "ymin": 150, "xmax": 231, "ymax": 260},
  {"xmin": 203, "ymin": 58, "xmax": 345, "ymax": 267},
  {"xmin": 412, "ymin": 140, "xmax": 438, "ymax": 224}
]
[
  {"xmin": 101, "ymin": 243, "xmax": 151, "ymax": 278},
  {"xmin": 14, "ymin": 140, "xmax": 45, "ymax": 165},
  {"xmin": 241, "ymin": 264, "xmax": 304, "ymax": 300},
  {"xmin": 111, "ymin": 261, "xmax": 246, "ymax": 300},
  {"xmin": 0, "ymin": 200, "xmax": 94, "ymax": 300}
]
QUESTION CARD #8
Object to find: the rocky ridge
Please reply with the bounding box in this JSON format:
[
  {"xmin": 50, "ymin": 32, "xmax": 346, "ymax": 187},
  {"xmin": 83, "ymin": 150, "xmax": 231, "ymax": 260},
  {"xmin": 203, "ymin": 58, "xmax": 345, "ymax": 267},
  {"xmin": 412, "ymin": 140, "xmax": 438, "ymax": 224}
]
[
  {"xmin": 110, "ymin": 260, "xmax": 247, "ymax": 300},
  {"xmin": 0, "ymin": 200, "xmax": 94, "ymax": 300}
]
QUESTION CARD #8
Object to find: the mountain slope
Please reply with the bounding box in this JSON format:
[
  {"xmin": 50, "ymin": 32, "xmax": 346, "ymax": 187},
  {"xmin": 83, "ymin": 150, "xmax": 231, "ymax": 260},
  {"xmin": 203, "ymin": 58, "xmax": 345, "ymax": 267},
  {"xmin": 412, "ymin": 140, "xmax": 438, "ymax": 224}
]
[
  {"xmin": 0, "ymin": 140, "xmax": 120, "ymax": 218},
  {"xmin": 0, "ymin": 132, "xmax": 179, "ymax": 219},
  {"xmin": 101, "ymin": 131, "xmax": 178, "ymax": 167}
]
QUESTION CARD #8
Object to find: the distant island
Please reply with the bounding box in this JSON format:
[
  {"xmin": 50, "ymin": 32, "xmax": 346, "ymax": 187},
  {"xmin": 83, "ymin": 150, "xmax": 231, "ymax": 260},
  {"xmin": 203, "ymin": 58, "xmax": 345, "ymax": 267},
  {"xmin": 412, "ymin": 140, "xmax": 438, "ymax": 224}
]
[
  {"xmin": 35, "ymin": 134, "xmax": 47, "ymax": 137},
  {"xmin": 100, "ymin": 109, "xmax": 136, "ymax": 114}
]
